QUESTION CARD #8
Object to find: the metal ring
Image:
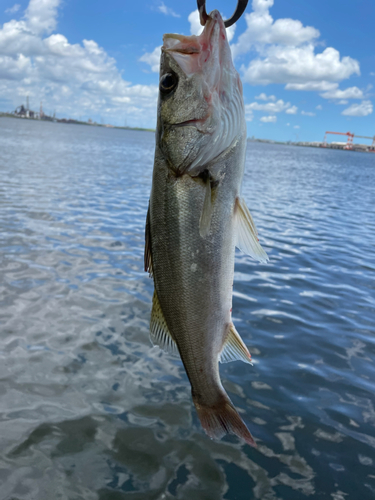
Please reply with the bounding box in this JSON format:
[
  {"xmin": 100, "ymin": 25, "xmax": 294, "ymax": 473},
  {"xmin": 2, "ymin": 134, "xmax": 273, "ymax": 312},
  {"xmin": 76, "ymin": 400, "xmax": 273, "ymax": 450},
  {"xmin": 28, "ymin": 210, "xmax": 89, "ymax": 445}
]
[{"xmin": 197, "ymin": 0, "xmax": 248, "ymax": 28}]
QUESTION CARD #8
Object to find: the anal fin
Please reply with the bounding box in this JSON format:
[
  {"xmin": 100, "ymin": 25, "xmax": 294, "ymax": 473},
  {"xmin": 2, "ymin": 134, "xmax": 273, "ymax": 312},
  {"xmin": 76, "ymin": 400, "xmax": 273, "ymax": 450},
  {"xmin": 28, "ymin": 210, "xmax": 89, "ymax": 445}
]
[
  {"xmin": 235, "ymin": 197, "xmax": 268, "ymax": 263},
  {"xmin": 150, "ymin": 290, "xmax": 179, "ymax": 357},
  {"xmin": 220, "ymin": 323, "xmax": 253, "ymax": 365}
]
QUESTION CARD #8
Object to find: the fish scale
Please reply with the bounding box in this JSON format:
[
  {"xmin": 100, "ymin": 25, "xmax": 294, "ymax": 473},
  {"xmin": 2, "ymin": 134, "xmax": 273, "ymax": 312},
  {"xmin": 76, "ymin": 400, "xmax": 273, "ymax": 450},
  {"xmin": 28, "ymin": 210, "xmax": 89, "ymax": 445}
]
[{"xmin": 145, "ymin": 10, "xmax": 268, "ymax": 445}]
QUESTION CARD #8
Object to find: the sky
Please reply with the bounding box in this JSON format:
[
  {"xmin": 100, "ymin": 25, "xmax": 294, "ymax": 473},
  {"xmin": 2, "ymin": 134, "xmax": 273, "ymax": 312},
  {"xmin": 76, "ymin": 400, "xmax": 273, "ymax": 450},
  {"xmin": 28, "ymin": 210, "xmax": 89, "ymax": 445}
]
[{"xmin": 0, "ymin": 0, "xmax": 374, "ymax": 142}]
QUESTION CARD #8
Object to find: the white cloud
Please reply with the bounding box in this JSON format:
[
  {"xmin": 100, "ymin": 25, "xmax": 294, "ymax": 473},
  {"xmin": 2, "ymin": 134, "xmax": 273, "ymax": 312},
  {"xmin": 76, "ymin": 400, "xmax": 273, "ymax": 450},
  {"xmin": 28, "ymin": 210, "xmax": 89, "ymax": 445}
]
[
  {"xmin": 139, "ymin": 45, "xmax": 161, "ymax": 73},
  {"xmin": 320, "ymin": 86, "xmax": 364, "ymax": 100},
  {"xmin": 245, "ymin": 110, "xmax": 254, "ymax": 122},
  {"xmin": 342, "ymin": 100, "xmax": 373, "ymax": 117},
  {"xmin": 158, "ymin": 2, "xmax": 180, "ymax": 18},
  {"xmin": 0, "ymin": 0, "xmax": 158, "ymax": 127},
  {"xmin": 5, "ymin": 4, "xmax": 21, "ymax": 14},
  {"xmin": 337, "ymin": 99, "xmax": 348, "ymax": 105},
  {"xmin": 260, "ymin": 115, "xmax": 277, "ymax": 123},
  {"xmin": 246, "ymin": 98, "xmax": 298, "ymax": 120},
  {"xmin": 242, "ymin": 45, "xmax": 359, "ymax": 86},
  {"xmin": 285, "ymin": 81, "xmax": 338, "ymax": 92},
  {"xmin": 231, "ymin": 0, "xmax": 319, "ymax": 59},
  {"xmin": 188, "ymin": 10, "xmax": 202, "ymax": 36},
  {"xmin": 26, "ymin": 0, "xmax": 60, "ymax": 35},
  {"xmin": 285, "ymin": 105, "xmax": 298, "ymax": 114},
  {"xmin": 188, "ymin": 10, "xmax": 236, "ymax": 42},
  {"xmin": 246, "ymin": 98, "xmax": 291, "ymax": 113},
  {"xmin": 316, "ymin": 104, "xmax": 322, "ymax": 110},
  {"xmin": 255, "ymin": 92, "xmax": 276, "ymax": 101},
  {"xmin": 231, "ymin": 0, "xmax": 359, "ymax": 89},
  {"xmin": 286, "ymin": 122, "xmax": 290, "ymax": 126},
  {"xmin": 294, "ymin": 125, "xmax": 300, "ymax": 129},
  {"xmin": 0, "ymin": 53, "xmax": 32, "ymax": 80},
  {"xmin": 301, "ymin": 110, "xmax": 316, "ymax": 116}
]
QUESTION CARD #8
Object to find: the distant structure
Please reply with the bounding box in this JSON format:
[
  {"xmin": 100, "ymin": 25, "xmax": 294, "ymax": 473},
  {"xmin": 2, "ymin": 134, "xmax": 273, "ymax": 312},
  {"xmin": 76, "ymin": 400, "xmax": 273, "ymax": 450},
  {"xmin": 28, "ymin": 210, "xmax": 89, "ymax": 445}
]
[
  {"xmin": 323, "ymin": 131, "xmax": 354, "ymax": 150},
  {"xmin": 322, "ymin": 130, "xmax": 375, "ymax": 151},
  {"xmin": 13, "ymin": 98, "xmax": 55, "ymax": 121},
  {"xmin": 14, "ymin": 95, "xmax": 36, "ymax": 118},
  {"xmin": 354, "ymin": 134, "xmax": 375, "ymax": 150},
  {"xmin": 14, "ymin": 104, "xmax": 35, "ymax": 119}
]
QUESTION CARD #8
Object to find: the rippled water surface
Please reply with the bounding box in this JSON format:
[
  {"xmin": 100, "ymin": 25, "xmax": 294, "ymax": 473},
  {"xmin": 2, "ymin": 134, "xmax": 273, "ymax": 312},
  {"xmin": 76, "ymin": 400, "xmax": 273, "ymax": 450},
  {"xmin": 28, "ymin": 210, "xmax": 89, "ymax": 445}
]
[{"xmin": 1, "ymin": 117, "xmax": 374, "ymax": 500}]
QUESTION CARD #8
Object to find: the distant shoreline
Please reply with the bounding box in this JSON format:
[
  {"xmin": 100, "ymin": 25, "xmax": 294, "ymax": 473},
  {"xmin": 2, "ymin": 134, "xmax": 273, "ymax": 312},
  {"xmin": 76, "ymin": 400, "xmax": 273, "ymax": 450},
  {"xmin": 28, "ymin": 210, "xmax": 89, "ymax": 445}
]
[
  {"xmin": 247, "ymin": 137, "xmax": 374, "ymax": 153},
  {"xmin": 0, "ymin": 113, "xmax": 155, "ymax": 133},
  {"xmin": 1, "ymin": 113, "xmax": 373, "ymax": 153}
]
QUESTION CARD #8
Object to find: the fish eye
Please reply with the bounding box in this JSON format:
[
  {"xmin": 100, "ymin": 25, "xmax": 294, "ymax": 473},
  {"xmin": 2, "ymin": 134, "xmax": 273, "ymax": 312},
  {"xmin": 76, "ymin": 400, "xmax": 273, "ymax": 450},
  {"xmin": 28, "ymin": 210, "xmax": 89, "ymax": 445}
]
[{"xmin": 159, "ymin": 73, "xmax": 178, "ymax": 94}]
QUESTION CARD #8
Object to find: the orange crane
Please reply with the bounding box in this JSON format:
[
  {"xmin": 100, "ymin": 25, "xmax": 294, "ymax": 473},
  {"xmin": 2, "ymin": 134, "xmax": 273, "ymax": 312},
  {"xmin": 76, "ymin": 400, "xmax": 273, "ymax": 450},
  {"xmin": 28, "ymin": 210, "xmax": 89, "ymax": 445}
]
[
  {"xmin": 322, "ymin": 131, "xmax": 375, "ymax": 150},
  {"xmin": 322, "ymin": 131, "xmax": 354, "ymax": 149}
]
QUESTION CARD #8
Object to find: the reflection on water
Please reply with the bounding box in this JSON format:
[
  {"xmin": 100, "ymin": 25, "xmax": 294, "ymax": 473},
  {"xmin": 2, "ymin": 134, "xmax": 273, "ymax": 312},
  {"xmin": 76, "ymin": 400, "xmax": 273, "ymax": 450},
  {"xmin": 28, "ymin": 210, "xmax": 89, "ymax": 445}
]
[{"xmin": 0, "ymin": 117, "xmax": 374, "ymax": 499}]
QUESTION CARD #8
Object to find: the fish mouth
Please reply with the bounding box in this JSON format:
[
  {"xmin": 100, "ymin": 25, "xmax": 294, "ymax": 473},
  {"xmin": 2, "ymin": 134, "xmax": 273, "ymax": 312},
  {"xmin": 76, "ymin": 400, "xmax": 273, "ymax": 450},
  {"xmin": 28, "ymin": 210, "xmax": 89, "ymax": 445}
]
[
  {"xmin": 162, "ymin": 36, "xmax": 201, "ymax": 56},
  {"xmin": 163, "ymin": 10, "xmax": 221, "ymax": 50},
  {"xmin": 170, "ymin": 117, "xmax": 208, "ymax": 129},
  {"xmin": 162, "ymin": 11, "xmax": 225, "ymax": 78}
]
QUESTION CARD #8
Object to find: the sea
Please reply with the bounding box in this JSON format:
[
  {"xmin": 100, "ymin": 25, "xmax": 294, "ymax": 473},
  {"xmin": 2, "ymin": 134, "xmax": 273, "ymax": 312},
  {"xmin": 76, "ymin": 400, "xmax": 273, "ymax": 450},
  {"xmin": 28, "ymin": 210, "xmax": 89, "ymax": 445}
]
[{"xmin": 0, "ymin": 116, "xmax": 374, "ymax": 500}]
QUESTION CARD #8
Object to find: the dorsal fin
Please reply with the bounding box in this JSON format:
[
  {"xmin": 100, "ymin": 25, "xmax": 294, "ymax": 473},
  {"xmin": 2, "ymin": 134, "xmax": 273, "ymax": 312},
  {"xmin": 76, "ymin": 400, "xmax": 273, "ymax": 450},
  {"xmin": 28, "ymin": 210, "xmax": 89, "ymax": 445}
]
[
  {"xmin": 144, "ymin": 204, "xmax": 153, "ymax": 277},
  {"xmin": 150, "ymin": 291, "xmax": 179, "ymax": 357},
  {"xmin": 220, "ymin": 323, "xmax": 252, "ymax": 365},
  {"xmin": 235, "ymin": 197, "xmax": 268, "ymax": 263}
]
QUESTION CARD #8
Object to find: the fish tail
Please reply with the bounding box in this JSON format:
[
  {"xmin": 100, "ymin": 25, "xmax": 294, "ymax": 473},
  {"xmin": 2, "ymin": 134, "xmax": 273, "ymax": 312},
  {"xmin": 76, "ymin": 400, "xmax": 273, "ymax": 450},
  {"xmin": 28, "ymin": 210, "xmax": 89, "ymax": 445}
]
[{"xmin": 192, "ymin": 393, "xmax": 256, "ymax": 447}]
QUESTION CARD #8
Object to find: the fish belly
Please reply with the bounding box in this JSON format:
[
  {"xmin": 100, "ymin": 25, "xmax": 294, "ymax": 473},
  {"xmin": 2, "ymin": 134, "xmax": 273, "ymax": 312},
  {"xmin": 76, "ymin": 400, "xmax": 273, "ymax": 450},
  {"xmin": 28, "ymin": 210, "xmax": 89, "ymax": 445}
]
[
  {"xmin": 149, "ymin": 141, "xmax": 256, "ymax": 446},
  {"xmin": 150, "ymin": 149, "xmax": 237, "ymax": 397}
]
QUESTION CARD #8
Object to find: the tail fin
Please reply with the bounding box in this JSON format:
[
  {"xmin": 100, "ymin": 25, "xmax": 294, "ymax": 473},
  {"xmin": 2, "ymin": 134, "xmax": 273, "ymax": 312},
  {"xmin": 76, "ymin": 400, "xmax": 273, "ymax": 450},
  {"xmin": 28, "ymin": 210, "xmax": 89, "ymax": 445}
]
[{"xmin": 193, "ymin": 394, "xmax": 256, "ymax": 447}]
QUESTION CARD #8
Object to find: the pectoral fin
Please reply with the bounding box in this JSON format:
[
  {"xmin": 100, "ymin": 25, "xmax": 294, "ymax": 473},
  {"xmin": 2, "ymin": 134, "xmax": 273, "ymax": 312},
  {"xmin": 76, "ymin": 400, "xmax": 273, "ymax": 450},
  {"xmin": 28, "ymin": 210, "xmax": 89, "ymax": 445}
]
[
  {"xmin": 199, "ymin": 172, "xmax": 214, "ymax": 238},
  {"xmin": 150, "ymin": 291, "xmax": 179, "ymax": 357},
  {"xmin": 235, "ymin": 197, "xmax": 268, "ymax": 263},
  {"xmin": 144, "ymin": 204, "xmax": 153, "ymax": 277},
  {"xmin": 220, "ymin": 323, "xmax": 253, "ymax": 365}
]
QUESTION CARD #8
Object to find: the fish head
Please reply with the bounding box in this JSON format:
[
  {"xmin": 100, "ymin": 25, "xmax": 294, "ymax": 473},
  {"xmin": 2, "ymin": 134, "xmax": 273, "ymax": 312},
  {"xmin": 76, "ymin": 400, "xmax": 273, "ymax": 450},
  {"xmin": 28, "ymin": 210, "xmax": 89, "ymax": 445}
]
[{"xmin": 157, "ymin": 10, "xmax": 245, "ymax": 176}]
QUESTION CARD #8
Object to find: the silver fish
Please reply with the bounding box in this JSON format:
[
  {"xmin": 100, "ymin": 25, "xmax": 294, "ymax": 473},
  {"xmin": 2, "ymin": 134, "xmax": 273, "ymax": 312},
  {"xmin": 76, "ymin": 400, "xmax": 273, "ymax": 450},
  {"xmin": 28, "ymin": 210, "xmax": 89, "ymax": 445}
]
[{"xmin": 145, "ymin": 10, "xmax": 268, "ymax": 445}]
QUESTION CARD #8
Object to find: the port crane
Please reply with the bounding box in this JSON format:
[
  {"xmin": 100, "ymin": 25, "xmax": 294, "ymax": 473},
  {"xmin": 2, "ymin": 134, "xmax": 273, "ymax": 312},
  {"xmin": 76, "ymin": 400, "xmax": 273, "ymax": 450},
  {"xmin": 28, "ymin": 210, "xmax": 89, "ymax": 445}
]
[
  {"xmin": 353, "ymin": 134, "xmax": 375, "ymax": 148},
  {"xmin": 322, "ymin": 131, "xmax": 375, "ymax": 150},
  {"xmin": 322, "ymin": 131, "xmax": 354, "ymax": 149}
]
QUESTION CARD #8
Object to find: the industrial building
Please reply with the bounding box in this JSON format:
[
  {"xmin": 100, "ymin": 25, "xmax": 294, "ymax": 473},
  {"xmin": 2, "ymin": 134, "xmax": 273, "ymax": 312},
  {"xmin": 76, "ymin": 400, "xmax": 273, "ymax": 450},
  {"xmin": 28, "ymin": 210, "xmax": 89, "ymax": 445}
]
[{"xmin": 13, "ymin": 98, "xmax": 54, "ymax": 121}]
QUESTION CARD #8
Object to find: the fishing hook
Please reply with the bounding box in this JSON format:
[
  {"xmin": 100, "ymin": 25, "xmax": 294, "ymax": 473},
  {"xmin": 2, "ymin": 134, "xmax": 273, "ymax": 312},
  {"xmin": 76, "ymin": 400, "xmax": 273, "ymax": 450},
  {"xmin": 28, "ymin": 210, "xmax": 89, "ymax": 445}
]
[{"xmin": 197, "ymin": 0, "xmax": 248, "ymax": 27}]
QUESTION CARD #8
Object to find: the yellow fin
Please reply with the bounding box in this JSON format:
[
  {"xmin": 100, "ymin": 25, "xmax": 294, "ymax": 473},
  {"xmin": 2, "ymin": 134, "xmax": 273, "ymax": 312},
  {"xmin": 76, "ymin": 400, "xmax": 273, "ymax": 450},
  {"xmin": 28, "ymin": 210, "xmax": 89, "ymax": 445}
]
[
  {"xmin": 235, "ymin": 197, "xmax": 269, "ymax": 263},
  {"xmin": 220, "ymin": 323, "xmax": 253, "ymax": 365},
  {"xmin": 150, "ymin": 291, "xmax": 179, "ymax": 357},
  {"xmin": 144, "ymin": 204, "xmax": 153, "ymax": 277}
]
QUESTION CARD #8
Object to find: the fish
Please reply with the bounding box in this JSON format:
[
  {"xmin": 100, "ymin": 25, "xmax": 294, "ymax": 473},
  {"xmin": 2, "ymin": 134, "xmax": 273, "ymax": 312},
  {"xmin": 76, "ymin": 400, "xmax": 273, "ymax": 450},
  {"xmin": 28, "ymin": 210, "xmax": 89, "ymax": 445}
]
[{"xmin": 144, "ymin": 9, "xmax": 268, "ymax": 446}]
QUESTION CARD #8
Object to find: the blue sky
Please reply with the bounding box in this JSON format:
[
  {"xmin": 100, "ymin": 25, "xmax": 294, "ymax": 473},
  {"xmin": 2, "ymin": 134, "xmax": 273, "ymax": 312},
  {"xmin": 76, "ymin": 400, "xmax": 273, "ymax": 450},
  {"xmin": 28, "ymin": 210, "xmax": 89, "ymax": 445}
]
[{"xmin": 0, "ymin": 0, "xmax": 374, "ymax": 142}]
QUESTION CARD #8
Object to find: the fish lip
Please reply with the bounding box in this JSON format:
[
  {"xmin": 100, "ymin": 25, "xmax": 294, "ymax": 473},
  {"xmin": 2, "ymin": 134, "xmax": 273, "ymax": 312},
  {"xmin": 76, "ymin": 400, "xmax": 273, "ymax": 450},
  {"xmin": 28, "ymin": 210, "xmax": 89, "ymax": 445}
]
[
  {"xmin": 162, "ymin": 45, "xmax": 200, "ymax": 56},
  {"xmin": 167, "ymin": 116, "xmax": 210, "ymax": 131},
  {"xmin": 171, "ymin": 118, "xmax": 204, "ymax": 127}
]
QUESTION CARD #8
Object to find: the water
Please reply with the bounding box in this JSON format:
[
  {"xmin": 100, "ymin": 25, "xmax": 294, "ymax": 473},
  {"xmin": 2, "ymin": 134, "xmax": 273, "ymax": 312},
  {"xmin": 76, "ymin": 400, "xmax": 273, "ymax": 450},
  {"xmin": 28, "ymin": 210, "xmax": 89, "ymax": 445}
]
[{"xmin": 0, "ymin": 117, "xmax": 374, "ymax": 500}]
